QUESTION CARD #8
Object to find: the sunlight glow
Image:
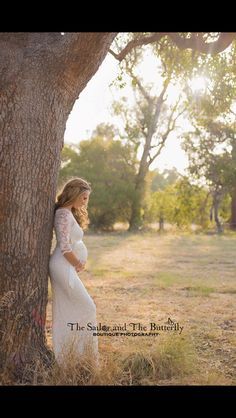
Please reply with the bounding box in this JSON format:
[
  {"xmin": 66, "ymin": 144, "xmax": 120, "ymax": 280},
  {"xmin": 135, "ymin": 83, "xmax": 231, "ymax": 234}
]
[
  {"xmin": 166, "ymin": 83, "xmax": 182, "ymax": 105},
  {"xmin": 189, "ymin": 76, "xmax": 208, "ymax": 93}
]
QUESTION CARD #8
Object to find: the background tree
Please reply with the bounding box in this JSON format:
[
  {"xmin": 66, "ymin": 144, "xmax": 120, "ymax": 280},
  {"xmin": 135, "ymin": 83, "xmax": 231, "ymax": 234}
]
[
  {"xmin": 110, "ymin": 33, "xmax": 236, "ymax": 230},
  {"xmin": 58, "ymin": 144, "xmax": 81, "ymax": 187},
  {"xmin": 182, "ymin": 42, "xmax": 236, "ymax": 231},
  {"xmin": 150, "ymin": 167, "xmax": 180, "ymax": 192},
  {"xmin": 58, "ymin": 127, "xmax": 137, "ymax": 230},
  {"xmin": 172, "ymin": 178, "xmax": 212, "ymax": 229},
  {"xmin": 112, "ymin": 38, "xmax": 191, "ymax": 231},
  {"xmin": 146, "ymin": 177, "xmax": 211, "ymax": 231},
  {"xmin": 183, "ymin": 126, "xmax": 236, "ymax": 233},
  {"xmin": 145, "ymin": 185, "xmax": 176, "ymax": 231}
]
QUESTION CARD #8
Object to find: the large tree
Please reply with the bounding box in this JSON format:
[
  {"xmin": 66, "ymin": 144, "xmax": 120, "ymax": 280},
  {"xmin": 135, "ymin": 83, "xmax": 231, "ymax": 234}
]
[
  {"xmin": 0, "ymin": 32, "xmax": 235, "ymax": 382},
  {"xmin": 0, "ymin": 32, "xmax": 117, "ymax": 380}
]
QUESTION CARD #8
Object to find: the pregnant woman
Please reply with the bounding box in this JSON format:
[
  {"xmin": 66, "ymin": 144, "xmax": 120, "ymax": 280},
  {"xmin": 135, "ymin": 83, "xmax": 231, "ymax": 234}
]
[{"xmin": 49, "ymin": 177, "xmax": 98, "ymax": 366}]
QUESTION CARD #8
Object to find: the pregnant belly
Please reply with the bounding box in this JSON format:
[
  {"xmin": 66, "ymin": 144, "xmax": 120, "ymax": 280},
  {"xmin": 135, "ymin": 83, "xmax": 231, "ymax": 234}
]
[{"xmin": 72, "ymin": 240, "xmax": 88, "ymax": 263}]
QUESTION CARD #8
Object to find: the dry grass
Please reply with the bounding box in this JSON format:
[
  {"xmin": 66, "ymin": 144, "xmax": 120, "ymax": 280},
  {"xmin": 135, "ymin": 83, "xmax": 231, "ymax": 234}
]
[
  {"xmin": 45, "ymin": 230, "xmax": 236, "ymax": 385},
  {"xmin": 21, "ymin": 334, "xmax": 195, "ymax": 386}
]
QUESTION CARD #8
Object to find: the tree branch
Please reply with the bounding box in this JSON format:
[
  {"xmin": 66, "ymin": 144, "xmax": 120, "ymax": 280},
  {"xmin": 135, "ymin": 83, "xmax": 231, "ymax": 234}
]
[
  {"xmin": 109, "ymin": 33, "xmax": 236, "ymax": 62},
  {"xmin": 109, "ymin": 33, "xmax": 167, "ymax": 61},
  {"xmin": 148, "ymin": 138, "xmax": 166, "ymax": 165},
  {"xmin": 148, "ymin": 101, "xmax": 185, "ymax": 166},
  {"xmin": 127, "ymin": 67, "xmax": 153, "ymax": 105},
  {"xmin": 168, "ymin": 32, "xmax": 236, "ymax": 55}
]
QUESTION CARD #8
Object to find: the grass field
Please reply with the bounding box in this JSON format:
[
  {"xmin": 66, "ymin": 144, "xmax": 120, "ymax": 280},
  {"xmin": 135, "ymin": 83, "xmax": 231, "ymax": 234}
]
[{"xmin": 46, "ymin": 230, "xmax": 236, "ymax": 385}]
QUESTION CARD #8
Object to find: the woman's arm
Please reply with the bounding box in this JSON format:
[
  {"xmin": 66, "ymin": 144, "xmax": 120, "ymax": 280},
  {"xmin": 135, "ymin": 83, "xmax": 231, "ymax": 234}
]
[
  {"xmin": 54, "ymin": 209, "xmax": 85, "ymax": 272},
  {"xmin": 63, "ymin": 251, "xmax": 85, "ymax": 271}
]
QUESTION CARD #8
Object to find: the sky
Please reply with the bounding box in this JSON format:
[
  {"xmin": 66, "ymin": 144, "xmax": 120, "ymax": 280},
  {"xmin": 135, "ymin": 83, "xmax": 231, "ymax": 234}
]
[{"xmin": 64, "ymin": 50, "xmax": 189, "ymax": 175}]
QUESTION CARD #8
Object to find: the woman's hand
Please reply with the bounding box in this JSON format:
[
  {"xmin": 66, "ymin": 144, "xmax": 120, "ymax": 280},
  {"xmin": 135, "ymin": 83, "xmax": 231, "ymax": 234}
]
[{"xmin": 75, "ymin": 261, "xmax": 86, "ymax": 273}]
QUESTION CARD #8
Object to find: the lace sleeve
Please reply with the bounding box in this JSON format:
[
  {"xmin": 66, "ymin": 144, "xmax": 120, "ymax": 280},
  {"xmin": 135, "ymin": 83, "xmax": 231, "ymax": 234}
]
[{"xmin": 54, "ymin": 209, "xmax": 73, "ymax": 255}]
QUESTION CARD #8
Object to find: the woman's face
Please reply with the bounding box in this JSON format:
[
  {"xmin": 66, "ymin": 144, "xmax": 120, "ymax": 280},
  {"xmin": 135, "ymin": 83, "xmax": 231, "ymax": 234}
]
[{"xmin": 73, "ymin": 190, "xmax": 90, "ymax": 209}]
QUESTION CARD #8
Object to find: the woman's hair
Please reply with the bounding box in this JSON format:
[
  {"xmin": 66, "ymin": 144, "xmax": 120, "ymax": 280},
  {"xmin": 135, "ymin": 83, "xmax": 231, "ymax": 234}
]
[{"xmin": 54, "ymin": 177, "xmax": 92, "ymax": 229}]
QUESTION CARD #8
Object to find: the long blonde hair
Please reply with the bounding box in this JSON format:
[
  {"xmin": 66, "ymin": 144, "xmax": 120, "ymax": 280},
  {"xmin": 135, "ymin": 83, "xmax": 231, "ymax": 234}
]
[{"xmin": 54, "ymin": 178, "xmax": 92, "ymax": 229}]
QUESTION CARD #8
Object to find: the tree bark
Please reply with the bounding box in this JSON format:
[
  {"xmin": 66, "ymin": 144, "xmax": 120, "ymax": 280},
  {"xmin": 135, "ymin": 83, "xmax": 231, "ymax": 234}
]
[{"xmin": 0, "ymin": 32, "xmax": 117, "ymax": 381}]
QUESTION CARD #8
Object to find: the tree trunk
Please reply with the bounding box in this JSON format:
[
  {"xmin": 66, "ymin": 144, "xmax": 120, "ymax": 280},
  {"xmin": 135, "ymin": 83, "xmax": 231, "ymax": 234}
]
[
  {"xmin": 129, "ymin": 192, "xmax": 143, "ymax": 231},
  {"xmin": 0, "ymin": 32, "xmax": 116, "ymax": 382},
  {"xmin": 159, "ymin": 214, "xmax": 164, "ymax": 231},
  {"xmin": 230, "ymin": 187, "xmax": 236, "ymax": 230},
  {"xmin": 230, "ymin": 139, "xmax": 236, "ymax": 230},
  {"xmin": 128, "ymin": 81, "xmax": 167, "ymax": 232},
  {"xmin": 213, "ymin": 193, "xmax": 224, "ymax": 234},
  {"xmin": 128, "ymin": 171, "xmax": 147, "ymax": 231}
]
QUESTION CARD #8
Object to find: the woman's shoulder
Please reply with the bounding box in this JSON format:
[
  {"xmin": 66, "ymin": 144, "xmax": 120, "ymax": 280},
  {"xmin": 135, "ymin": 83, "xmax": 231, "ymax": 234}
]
[
  {"xmin": 54, "ymin": 207, "xmax": 74, "ymax": 220},
  {"xmin": 55, "ymin": 207, "xmax": 72, "ymax": 213}
]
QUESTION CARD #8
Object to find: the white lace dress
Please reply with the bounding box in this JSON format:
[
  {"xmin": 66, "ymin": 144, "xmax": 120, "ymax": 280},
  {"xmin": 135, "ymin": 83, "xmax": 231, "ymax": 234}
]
[{"xmin": 49, "ymin": 207, "xmax": 98, "ymax": 364}]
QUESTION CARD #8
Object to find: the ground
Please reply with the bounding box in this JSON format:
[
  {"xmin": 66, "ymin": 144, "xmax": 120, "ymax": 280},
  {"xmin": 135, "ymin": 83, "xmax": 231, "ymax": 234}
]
[{"xmin": 47, "ymin": 229, "xmax": 236, "ymax": 385}]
